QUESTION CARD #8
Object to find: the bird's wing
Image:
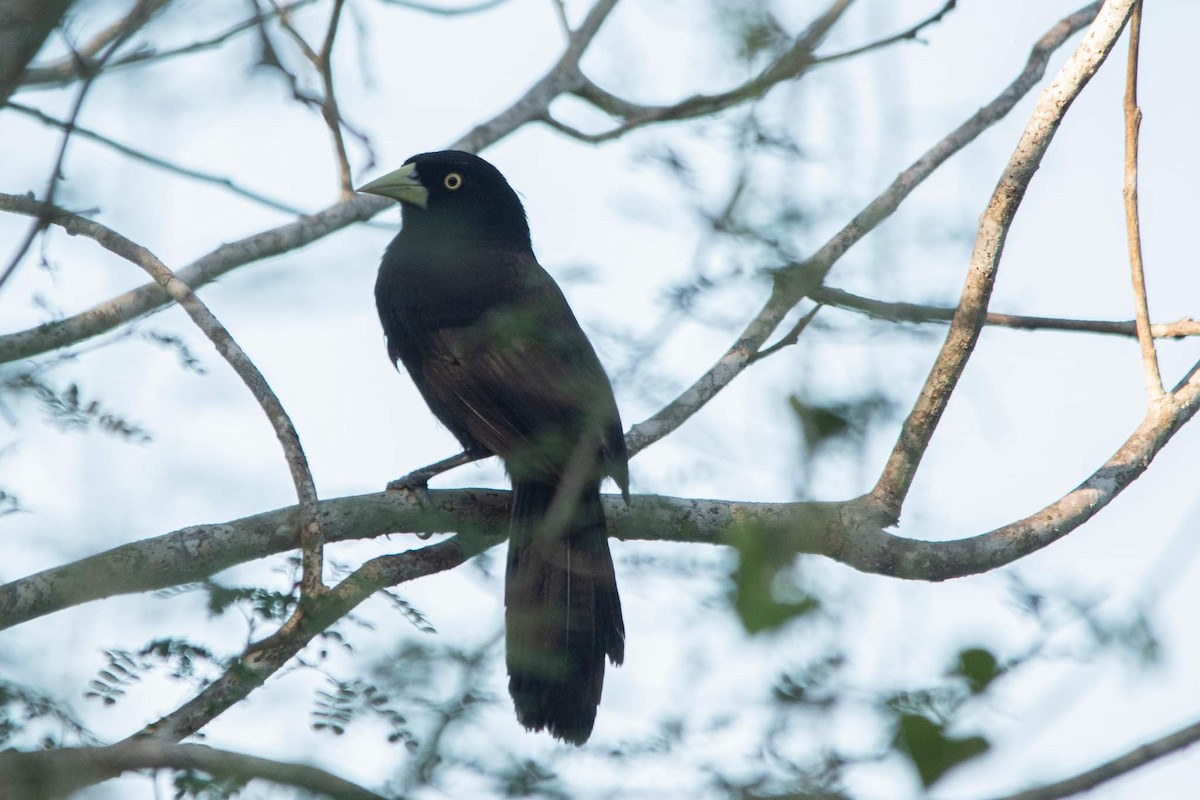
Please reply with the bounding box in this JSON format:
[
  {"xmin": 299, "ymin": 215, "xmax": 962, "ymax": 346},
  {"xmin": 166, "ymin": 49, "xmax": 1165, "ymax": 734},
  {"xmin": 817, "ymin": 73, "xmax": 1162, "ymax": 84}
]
[{"xmin": 417, "ymin": 265, "xmax": 626, "ymax": 485}]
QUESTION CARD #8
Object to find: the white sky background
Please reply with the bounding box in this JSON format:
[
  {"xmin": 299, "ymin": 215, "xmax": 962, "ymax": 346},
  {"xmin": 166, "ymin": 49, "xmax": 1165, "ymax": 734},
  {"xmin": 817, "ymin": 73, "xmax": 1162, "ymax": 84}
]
[{"xmin": 2, "ymin": 0, "xmax": 1200, "ymax": 797}]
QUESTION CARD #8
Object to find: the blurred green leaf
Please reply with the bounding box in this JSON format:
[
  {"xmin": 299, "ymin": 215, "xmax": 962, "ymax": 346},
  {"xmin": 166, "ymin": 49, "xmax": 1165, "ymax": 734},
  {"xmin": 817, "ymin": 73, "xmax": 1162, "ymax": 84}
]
[
  {"xmin": 950, "ymin": 647, "xmax": 1002, "ymax": 695},
  {"xmin": 729, "ymin": 523, "xmax": 819, "ymax": 634},
  {"xmin": 893, "ymin": 713, "xmax": 989, "ymax": 788}
]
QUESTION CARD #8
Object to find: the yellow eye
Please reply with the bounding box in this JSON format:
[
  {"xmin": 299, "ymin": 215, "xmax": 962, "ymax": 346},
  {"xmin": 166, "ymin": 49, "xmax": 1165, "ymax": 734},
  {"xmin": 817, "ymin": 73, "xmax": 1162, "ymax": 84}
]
[{"xmin": 444, "ymin": 172, "xmax": 463, "ymax": 190}]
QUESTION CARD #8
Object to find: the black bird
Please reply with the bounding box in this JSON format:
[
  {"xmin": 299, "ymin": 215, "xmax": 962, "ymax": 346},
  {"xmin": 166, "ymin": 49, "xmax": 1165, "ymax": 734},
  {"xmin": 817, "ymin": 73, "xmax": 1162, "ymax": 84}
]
[{"xmin": 359, "ymin": 150, "xmax": 626, "ymax": 744}]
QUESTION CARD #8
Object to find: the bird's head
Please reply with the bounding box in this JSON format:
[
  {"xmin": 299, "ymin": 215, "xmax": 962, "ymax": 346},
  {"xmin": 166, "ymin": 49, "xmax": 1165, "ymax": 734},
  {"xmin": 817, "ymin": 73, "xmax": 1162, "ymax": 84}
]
[{"xmin": 358, "ymin": 150, "xmax": 531, "ymax": 250}]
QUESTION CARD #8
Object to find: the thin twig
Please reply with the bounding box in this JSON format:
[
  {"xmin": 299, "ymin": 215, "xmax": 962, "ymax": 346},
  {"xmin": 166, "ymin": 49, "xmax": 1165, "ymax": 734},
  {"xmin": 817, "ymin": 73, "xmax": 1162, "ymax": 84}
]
[
  {"xmin": 7, "ymin": 101, "xmax": 312, "ymax": 218},
  {"xmin": 1121, "ymin": 0, "xmax": 1163, "ymax": 400},
  {"xmin": 811, "ymin": 284, "xmax": 1200, "ymax": 340},
  {"xmin": 869, "ymin": 0, "xmax": 1138, "ymax": 522},
  {"xmin": 377, "ymin": 0, "xmax": 511, "ymax": 14},
  {"xmin": 811, "ymin": 0, "xmax": 957, "ymax": 66},
  {"xmin": 561, "ymin": 0, "xmax": 853, "ymax": 143},
  {"xmin": 0, "ymin": 25, "xmax": 136, "ymax": 293},
  {"xmin": 0, "ymin": 193, "xmax": 327, "ymax": 600}
]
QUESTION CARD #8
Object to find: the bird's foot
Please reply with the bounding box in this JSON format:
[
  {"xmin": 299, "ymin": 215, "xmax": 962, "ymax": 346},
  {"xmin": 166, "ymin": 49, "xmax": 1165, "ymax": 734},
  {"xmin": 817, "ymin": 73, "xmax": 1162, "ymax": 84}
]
[{"xmin": 386, "ymin": 469, "xmax": 434, "ymax": 494}]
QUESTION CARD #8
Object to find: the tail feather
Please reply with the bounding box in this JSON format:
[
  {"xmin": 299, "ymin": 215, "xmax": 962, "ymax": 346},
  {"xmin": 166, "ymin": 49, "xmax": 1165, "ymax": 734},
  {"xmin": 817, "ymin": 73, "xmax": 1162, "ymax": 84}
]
[{"xmin": 505, "ymin": 479, "xmax": 624, "ymax": 745}]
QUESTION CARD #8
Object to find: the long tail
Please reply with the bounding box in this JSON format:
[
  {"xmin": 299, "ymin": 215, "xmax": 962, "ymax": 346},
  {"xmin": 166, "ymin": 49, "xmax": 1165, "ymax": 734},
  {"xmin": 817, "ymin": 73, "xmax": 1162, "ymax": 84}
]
[{"xmin": 505, "ymin": 479, "xmax": 624, "ymax": 745}]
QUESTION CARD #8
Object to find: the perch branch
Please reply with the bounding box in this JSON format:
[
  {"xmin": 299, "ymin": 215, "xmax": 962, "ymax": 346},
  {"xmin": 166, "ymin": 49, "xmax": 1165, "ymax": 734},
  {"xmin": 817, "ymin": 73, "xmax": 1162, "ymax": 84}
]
[{"xmin": 5, "ymin": 351, "xmax": 1199, "ymax": 632}]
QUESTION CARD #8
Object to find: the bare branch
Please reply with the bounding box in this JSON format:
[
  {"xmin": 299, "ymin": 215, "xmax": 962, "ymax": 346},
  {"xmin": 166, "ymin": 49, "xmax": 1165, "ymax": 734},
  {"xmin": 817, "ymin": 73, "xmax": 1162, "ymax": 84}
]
[
  {"xmin": 870, "ymin": 0, "xmax": 1137, "ymax": 521},
  {"xmin": 811, "ymin": 284, "xmax": 1200, "ymax": 339},
  {"xmin": 0, "ymin": 192, "xmax": 327, "ymax": 598},
  {"xmin": 0, "ymin": 741, "xmax": 386, "ymax": 800},
  {"xmin": 12, "ymin": 0, "xmax": 171, "ymax": 90},
  {"xmin": 811, "ymin": 0, "xmax": 957, "ymax": 66},
  {"xmin": 0, "ymin": 16, "xmax": 137, "ymax": 292},
  {"xmin": 1121, "ymin": 0, "xmax": 1163, "ymax": 399},
  {"xmin": 561, "ymin": 0, "xmax": 854, "ymax": 143},
  {"xmin": 624, "ymin": 2, "xmax": 1105, "ymax": 458},
  {"xmin": 988, "ymin": 714, "xmax": 1200, "ymax": 800}
]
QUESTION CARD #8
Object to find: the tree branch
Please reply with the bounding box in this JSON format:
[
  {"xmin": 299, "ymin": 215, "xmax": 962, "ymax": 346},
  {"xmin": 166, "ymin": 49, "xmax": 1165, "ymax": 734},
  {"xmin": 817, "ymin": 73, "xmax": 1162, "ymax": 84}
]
[
  {"xmin": 624, "ymin": 2, "xmax": 1105, "ymax": 458},
  {"xmin": 0, "ymin": 740, "xmax": 386, "ymax": 800},
  {"xmin": 6, "ymin": 100, "xmax": 317, "ymax": 218},
  {"xmin": 560, "ymin": 0, "xmax": 854, "ymax": 143},
  {"xmin": 989, "ymin": 714, "xmax": 1200, "ymax": 800},
  {"xmin": 0, "ymin": 0, "xmax": 75, "ymax": 104},
  {"xmin": 870, "ymin": 0, "xmax": 1137, "ymax": 522},
  {"xmin": 0, "ymin": 193, "xmax": 328, "ymax": 598},
  {"xmin": 811, "ymin": 284, "xmax": 1200, "ymax": 340},
  {"xmin": 1121, "ymin": 0, "xmax": 1163, "ymax": 400},
  {"xmin": 6, "ymin": 351, "xmax": 1198, "ymax": 632}
]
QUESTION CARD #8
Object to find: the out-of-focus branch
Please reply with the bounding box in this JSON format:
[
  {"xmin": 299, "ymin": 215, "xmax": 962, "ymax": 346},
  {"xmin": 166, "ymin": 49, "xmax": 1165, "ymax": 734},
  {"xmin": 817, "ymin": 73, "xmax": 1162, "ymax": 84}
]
[
  {"xmin": 269, "ymin": 0, "xmax": 355, "ymax": 196},
  {"xmin": 869, "ymin": 0, "xmax": 1137, "ymax": 521},
  {"xmin": 0, "ymin": 741, "xmax": 386, "ymax": 800},
  {"xmin": 812, "ymin": 0, "xmax": 957, "ymax": 66},
  {"xmin": 133, "ymin": 537, "xmax": 472, "ymax": 743},
  {"xmin": 1121, "ymin": 0, "xmax": 1163, "ymax": 400},
  {"xmin": 6, "ymin": 351, "xmax": 1200, "ymax": 632},
  {"xmin": 7, "ymin": 101, "xmax": 313, "ymax": 218},
  {"xmin": 0, "ymin": 15, "xmax": 137, "ymax": 292},
  {"xmin": 0, "ymin": 192, "xmax": 327, "ymax": 599},
  {"xmin": 988, "ymin": 714, "xmax": 1200, "ymax": 800},
  {"xmin": 12, "ymin": 0, "xmax": 171, "ymax": 92},
  {"xmin": 19, "ymin": 0, "xmax": 321, "ymax": 88},
  {"xmin": 0, "ymin": 0, "xmax": 74, "ymax": 104},
  {"xmin": 377, "ymin": 0, "xmax": 511, "ymax": 14},
  {"xmin": 812, "ymin": 284, "xmax": 1200, "ymax": 339},
  {"xmin": 558, "ymin": 0, "xmax": 855, "ymax": 143},
  {"xmin": 624, "ymin": 2, "xmax": 1105, "ymax": 458}
]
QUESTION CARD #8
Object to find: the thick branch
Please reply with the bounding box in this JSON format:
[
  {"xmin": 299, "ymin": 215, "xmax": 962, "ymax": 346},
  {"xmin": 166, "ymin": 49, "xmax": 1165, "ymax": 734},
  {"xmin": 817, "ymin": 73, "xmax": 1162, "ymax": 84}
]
[
  {"xmin": 0, "ymin": 741, "xmax": 385, "ymax": 800},
  {"xmin": 870, "ymin": 0, "xmax": 1137, "ymax": 521}
]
